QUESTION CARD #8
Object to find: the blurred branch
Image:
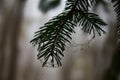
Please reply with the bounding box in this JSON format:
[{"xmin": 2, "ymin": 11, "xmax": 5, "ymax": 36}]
[{"xmin": 39, "ymin": 0, "xmax": 61, "ymax": 13}]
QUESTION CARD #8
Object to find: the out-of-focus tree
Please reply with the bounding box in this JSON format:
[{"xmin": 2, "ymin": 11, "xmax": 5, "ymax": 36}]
[{"xmin": 0, "ymin": 0, "xmax": 26, "ymax": 80}]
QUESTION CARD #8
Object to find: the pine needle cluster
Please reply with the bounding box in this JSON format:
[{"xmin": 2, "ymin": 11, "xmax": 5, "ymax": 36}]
[{"xmin": 30, "ymin": 0, "xmax": 120, "ymax": 67}]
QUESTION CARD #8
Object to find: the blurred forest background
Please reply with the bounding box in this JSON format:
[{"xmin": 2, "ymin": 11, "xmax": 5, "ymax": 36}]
[{"xmin": 0, "ymin": 0, "xmax": 120, "ymax": 80}]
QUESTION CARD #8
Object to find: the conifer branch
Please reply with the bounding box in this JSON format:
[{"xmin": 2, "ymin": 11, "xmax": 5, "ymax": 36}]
[{"xmin": 31, "ymin": 0, "xmax": 106, "ymax": 67}]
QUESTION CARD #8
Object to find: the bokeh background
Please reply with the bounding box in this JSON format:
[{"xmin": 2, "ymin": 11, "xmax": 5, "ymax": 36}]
[{"xmin": 0, "ymin": 0, "xmax": 118, "ymax": 80}]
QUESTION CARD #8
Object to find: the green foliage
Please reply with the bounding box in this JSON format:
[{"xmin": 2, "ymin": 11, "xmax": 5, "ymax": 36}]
[
  {"xmin": 111, "ymin": 0, "xmax": 120, "ymax": 39},
  {"xmin": 31, "ymin": 0, "xmax": 107, "ymax": 67},
  {"xmin": 111, "ymin": 0, "xmax": 120, "ymax": 20}
]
